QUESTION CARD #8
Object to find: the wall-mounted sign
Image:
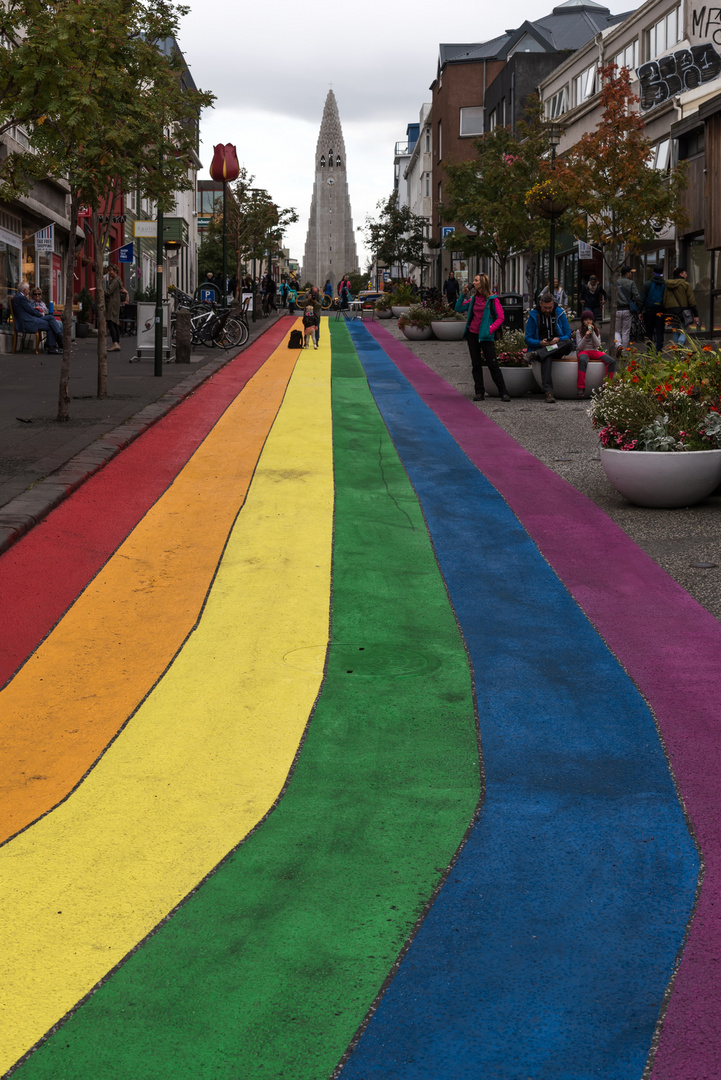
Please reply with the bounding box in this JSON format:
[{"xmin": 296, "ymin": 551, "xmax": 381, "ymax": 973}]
[
  {"xmin": 638, "ymin": 43, "xmax": 721, "ymax": 110},
  {"xmin": 441, "ymin": 226, "xmax": 455, "ymax": 238},
  {"xmin": 35, "ymin": 225, "xmax": 54, "ymax": 253},
  {"xmin": 118, "ymin": 243, "xmax": 134, "ymax": 263},
  {"xmin": 577, "ymin": 240, "xmax": 593, "ymax": 260},
  {"xmin": 134, "ymin": 220, "xmax": 158, "ymax": 238}
]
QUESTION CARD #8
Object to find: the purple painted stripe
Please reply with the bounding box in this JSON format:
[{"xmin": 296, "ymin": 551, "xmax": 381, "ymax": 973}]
[{"xmin": 366, "ymin": 321, "xmax": 719, "ymax": 1078}]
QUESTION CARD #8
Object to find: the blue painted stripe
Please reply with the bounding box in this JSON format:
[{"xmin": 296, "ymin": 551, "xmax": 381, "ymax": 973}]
[{"xmin": 340, "ymin": 324, "xmax": 698, "ymax": 1080}]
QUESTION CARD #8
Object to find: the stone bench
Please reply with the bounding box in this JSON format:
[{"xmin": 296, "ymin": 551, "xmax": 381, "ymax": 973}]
[{"xmin": 530, "ymin": 352, "xmax": 611, "ymax": 399}]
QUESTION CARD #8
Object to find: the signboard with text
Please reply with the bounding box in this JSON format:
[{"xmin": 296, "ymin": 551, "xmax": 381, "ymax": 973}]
[
  {"xmin": 118, "ymin": 243, "xmax": 134, "ymax": 263},
  {"xmin": 35, "ymin": 225, "xmax": 54, "ymax": 254},
  {"xmin": 134, "ymin": 220, "xmax": 158, "ymax": 238}
]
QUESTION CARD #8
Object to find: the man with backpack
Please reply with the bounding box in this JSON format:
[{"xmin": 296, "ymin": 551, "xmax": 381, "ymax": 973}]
[
  {"xmin": 641, "ymin": 268, "xmax": 666, "ymax": 351},
  {"xmin": 615, "ymin": 266, "xmax": 641, "ymax": 356}
]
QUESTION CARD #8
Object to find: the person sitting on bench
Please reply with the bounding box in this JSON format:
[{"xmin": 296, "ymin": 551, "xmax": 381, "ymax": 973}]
[
  {"xmin": 524, "ymin": 290, "xmax": 573, "ymax": 403},
  {"xmin": 11, "ymin": 282, "xmax": 64, "ymax": 353}
]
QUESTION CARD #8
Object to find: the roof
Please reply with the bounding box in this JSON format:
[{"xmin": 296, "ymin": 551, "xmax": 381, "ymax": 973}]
[{"xmin": 437, "ymin": 1, "xmax": 634, "ymax": 72}]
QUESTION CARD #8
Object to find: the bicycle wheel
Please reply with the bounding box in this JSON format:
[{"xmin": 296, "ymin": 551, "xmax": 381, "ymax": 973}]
[
  {"xmin": 211, "ymin": 316, "xmax": 243, "ymax": 349},
  {"xmin": 321, "ymin": 295, "xmax": 332, "ymax": 310}
]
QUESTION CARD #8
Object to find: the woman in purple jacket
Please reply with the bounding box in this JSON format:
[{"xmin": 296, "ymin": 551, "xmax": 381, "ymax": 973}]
[{"xmin": 456, "ymin": 273, "xmax": 510, "ymax": 402}]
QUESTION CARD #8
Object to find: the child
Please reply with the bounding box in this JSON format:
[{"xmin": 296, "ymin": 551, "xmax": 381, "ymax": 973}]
[
  {"xmin": 302, "ymin": 305, "xmax": 318, "ymax": 349},
  {"xmin": 575, "ymin": 309, "xmax": 616, "ymax": 398}
]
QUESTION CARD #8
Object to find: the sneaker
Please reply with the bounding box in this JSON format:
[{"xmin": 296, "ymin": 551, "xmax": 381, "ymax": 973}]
[
  {"xmin": 109, "ymin": 343, "xmax": 121, "ymax": 352},
  {"xmin": 501, "ymin": 392, "xmax": 511, "ymax": 402},
  {"xmin": 314, "ymin": 344, "xmax": 318, "ymax": 349},
  {"xmin": 473, "ymin": 392, "xmax": 484, "ymax": 402},
  {"xmin": 577, "ymin": 388, "xmax": 585, "ymax": 398},
  {"xmin": 544, "ymin": 391, "xmax": 556, "ymax": 403}
]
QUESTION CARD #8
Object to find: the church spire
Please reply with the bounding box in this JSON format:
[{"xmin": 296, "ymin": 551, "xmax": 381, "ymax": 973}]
[{"xmin": 302, "ymin": 91, "xmax": 358, "ymax": 288}]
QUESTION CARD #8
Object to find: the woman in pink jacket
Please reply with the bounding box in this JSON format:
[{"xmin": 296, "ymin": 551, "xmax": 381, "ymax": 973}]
[{"xmin": 456, "ymin": 273, "xmax": 510, "ymax": 402}]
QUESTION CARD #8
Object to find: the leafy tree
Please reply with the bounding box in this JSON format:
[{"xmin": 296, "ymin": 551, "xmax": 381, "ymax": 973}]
[
  {"xmin": 441, "ymin": 98, "xmax": 555, "ymax": 294},
  {"xmin": 364, "ymin": 192, "xmax": 427, "ymax": 280},
  {"xmin": 560, "ymin": 64, "xmax": 688, "ymax": 346},
  {"xmin": 0, "ymin": 0, "xmax": 213, "ymax": 415}
]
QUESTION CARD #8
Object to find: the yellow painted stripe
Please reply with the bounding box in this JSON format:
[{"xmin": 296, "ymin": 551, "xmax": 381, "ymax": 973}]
[
  {"xmin": 0, "ymin": 339, "xmax": 300, "ymax": 844},
  {"xmin": 0, "ymin": 335, "xmax": 333, "ymax": 1074}
]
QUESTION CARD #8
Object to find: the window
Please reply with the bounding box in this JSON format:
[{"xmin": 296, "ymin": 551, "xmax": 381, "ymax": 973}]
[
  {"xmin": 573, "ymin": 63, "xmax": 598, "ymax": 106},
  {"xmin": 425, "ymin": 128, "xmax": 431, "ymax": 152},
  {"xmin": 645, "ymin": 7, "xmax": 680, "ymax": 61},
  {"xmin": 612, "ymin": 40, "xmax": 638, "ymax": 72},
  {"xmin": 546, "ymin": 85, "xmax": 569, "ymax": 119},
  {"xmin": 459, "ymin": 106, "xmax": 484, "ymax": 136},
  {"xmin": 652, "ymin": 138, "xmax": 671, "ymax": 171},
  {"xmin": 425, "ymin": 173, "xmax": 430, "ymax": 197},
  {"xmin": 125, "ymin": 190, "xmax": 137, "ymax": 213},
  {"xmin": 488, "ymin": 110, "xmax": 497, "ymax": 131},
  {"xmin": 437, "ymin": 119, "xmax": 442, "ymax": 160},
  {"xmin": 679, "ymin": 128, "xmax": 705, "ymax": 158}
]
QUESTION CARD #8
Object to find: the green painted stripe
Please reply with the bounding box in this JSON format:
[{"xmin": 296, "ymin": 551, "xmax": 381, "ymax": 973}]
[{"xmin": 12, "ymin": 320, "xmax": 480, "ymax": 1080}]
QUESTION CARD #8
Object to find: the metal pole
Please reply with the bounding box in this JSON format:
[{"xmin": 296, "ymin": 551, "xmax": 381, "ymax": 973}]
[
  {"xmin": 549, "ymin": 216, "xmax": 556, "ymax": 298},
  {"xmin": 222, "ymin": 181, "xmax": 228, "ymax": 308},
  {"xmin": 252, "ymin": 257, "xmax": 256, "ymax": 322},
  {"xmin": 155, "ymin": 195, "xmax": 164, "ymax": 377}
]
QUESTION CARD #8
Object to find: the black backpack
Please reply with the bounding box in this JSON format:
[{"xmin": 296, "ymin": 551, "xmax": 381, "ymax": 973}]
[{"xmin": 288, "ymin": 329, "xmax": 303, "ymax": 349}]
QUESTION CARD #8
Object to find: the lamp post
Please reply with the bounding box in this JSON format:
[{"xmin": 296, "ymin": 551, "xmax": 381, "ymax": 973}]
[
  {"xmin": 547, "ymin": 123, "xmax": 563, "ymax": 295},
  {"xmin": 209, "ymin": 143, "xmax": 240, "ymax": 307}
]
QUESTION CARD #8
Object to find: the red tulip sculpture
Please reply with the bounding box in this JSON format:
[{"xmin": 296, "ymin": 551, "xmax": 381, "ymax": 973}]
[{"xmin": 209, "ymin": 143, "xmax": 240, "ymax": 182}]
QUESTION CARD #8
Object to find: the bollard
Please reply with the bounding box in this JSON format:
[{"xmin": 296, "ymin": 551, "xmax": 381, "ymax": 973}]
[{"xmin": 175, "ymin": 308, "xmax": 191, "ymax": 364}]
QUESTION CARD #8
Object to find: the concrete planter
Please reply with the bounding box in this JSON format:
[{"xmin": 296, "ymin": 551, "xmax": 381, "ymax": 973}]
[
  {"xmin": 401, "ymin": 325, "xmax": 433, "ymax": 341},
  {"xmin": 391, "ymin": 306, "xmax": 411, "ymax": 318},
  {"xmin": 600, "ymin": 447, "xmax": 721, "ymax": 508},
  {"xmin": 531, "ymin": 357, "xmax": 607, "ymax": 399},
  {"xmin": 484, "ymin": 365, "xmax": 536, "ymax": 397},
  {"xmin": 431, "ymin": 320, "xmax": 466, "ymax": 341},
  {"xmin": 375, "ymin": 307, "xmax": 393, "ymax": 319}
]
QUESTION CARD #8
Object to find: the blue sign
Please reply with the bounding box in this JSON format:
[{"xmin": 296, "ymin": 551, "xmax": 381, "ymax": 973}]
[
  {"xmin": 118, "ymin": 243, "xmax": 134, "ymax": 263},
  {"xmin": 200, "ymin": 287, "xmax": 216, "ymax": 303},
  {"xmin": 441, "ymin": 226, "xmax": 455, "ymax": 239}
]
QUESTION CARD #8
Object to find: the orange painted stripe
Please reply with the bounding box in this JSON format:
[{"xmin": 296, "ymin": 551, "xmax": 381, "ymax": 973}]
[{"xmin": 0, "ymin": 339, "xmax": 300, "ymax": 845}]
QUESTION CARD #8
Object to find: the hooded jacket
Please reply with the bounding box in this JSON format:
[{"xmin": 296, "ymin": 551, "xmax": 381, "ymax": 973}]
[
  {"xmin": 455, "ymin": 291, "xmax": 504, "ymax": 341},
  {"xmin": 524, "ymin": 303, "xmax": 572, "ymax": 350},
  {"xmin": 663, "ymin": 276, "xmax": 697, "ymax": 316}
]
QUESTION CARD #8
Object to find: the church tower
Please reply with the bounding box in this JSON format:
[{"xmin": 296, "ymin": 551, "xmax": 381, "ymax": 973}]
[{"xmin": 301, "ymin": 90, "xmax": 358, "ymax": 289}]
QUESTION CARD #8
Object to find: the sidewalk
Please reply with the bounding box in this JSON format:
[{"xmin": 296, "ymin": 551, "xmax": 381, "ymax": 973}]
[{"xmin": 0, "ymin": 308, "xmax": 288, "ymax": 552}]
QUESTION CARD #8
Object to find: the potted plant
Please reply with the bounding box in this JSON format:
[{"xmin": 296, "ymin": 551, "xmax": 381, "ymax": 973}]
[
  {"xmin": 398, "ymin": 304, "xmax": 433, "ymax": 341},
  {"xmin": 589, "ymin": 346, "xmax": 721, "ymax": 507},
  {"xmin": 375, "ymin": 294, "xmax": 393, "ymax": 319},
  {"xmin": 427, "ymin": 299, "xmax": 466, "ymax": 341},
  {"xmin": 483, "ymin": 327, "xmax": 536, "ymax": 397},
  {"xmin": 75, "ymin": 287, "xmax": 93, "ymax": 338},
  {"xmin": 390, "ymin": 284, "xmax": 416, "ymax": 318}
]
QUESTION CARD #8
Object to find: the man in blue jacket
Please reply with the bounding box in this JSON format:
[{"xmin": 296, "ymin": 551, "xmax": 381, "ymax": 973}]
[
  {"xmin": 525, "ymin": 291, "xmax": 573, "ymax": 403},
  {"xmin": 11, "ymin": 282, "xmax": 63, "ymax": 353}
]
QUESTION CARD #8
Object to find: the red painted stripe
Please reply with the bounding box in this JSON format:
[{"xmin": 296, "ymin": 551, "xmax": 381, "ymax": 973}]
[{"xmin": 0, "ymin": 322, "xmax": 290, "ymax": 690}]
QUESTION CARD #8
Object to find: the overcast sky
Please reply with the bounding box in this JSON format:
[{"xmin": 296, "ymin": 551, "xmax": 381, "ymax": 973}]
[{"xmin": 177, "ymin": 0, "xmax": 637, "ymax": 274}]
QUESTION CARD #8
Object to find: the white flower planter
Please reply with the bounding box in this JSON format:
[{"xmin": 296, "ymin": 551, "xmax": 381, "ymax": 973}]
[
  {"xmin": 401, "ymin": 325, "xmax": 433, "ymax": 341},
  {"xmin": 531, "ymin": 357, "xmax": 608, "ymax": 399},
  {"xmin": 484, "ymin": 365, "xmax": 536, "ymax": 397},
  {"xmin": 600, "ymin": 447, "xmax": 721, "ymax": 508},
  {"xmin": 391, "ymin": 306, "xmax": 411, "ymax": 318},
  {"xmin": 376, "ymin": 308, "xmax": 393, "ymax": 319},
  {"xmin": 431, "ymin": 320, "xmax": 466, "ymax": 341}
]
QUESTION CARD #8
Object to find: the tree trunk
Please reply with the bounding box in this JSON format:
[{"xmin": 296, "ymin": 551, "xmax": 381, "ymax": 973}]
[
  {"xmin": 607, "ymin": 255, "xmax": 620, "ymax": 360},
  {"xmin": 58, "ymin": 192, "xmax": 78, "ymax": 422},
  {"xmin": 93, "ymin": 217, "xmax": 108, "ymax": 399}
]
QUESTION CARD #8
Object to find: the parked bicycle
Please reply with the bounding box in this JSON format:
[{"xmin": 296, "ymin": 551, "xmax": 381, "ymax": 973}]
[{"xmin": 170, "ymin": 300, "xmax": 247, "ymax": 350}]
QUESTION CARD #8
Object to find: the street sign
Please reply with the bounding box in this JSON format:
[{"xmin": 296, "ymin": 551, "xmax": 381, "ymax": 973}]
[
  {"xmin": 577, "ymin": 240, "xmax": 593, "ymax": 260},
  {"xmin": 35, "ymin": 225, "xmax": 54, "ymax": 253},
  {"xmin": 383, "ymin": 272, "xmax": 391, "ymax": 282},
  {"xmin": 118, "ymin": 243, "xmax": 134, "ymax": 263},
  {"xmin": 199, "ymin": 287, "xmax": 217, "ymax": 303},
  {"xmin": 134, "ymin": 220, "xmax": 157, "ymax": 238},
  {"xmin": 441, "ymin": 226, "xmax": 455, "ymax": 239},
  {"xmin": 198, "ymin": 215, "xmax": 212, "ymax": 229}
]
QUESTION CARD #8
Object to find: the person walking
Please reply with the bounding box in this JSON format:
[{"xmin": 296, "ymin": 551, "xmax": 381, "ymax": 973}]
[
  {"xmin": 615, "ymin": 266, "xmax": 641, "ymax": 356},
  {"xmin": 640, "ymin": 267, "xmax": 666, "ymax": 351},
  {"xmin": 663, "ymin": 266, "xmax": 700, "ymax": 345},
  {"xmin": 443, "ymin": 270, "xmax": 460, "ymax": 307},
  {"xmin": 553, "ymin": 277, "xmax": 568, "ymax": 308},
  {"xmin": 579, "ymin": 275, "xmax": 606, "ymax": 320},
  {"xmin": 455, "ymin": 273, "xmax": 510, "ymax": 403},
  {"xmin": 104, "ymin": 264, "xmax": 123, "ymax": 352},
  {"xmin": 524, "ymin": 290, "xmax": 573, "ymax": 403}
]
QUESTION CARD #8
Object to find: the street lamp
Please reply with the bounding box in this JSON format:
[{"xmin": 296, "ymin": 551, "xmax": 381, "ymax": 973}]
[
  {"xmin": 209, "ymin": 143, "xmax": 240, "ymax": 307},
  {"xmin": 547, "ymin": 123, "xmax": 564, "ymax": 295}
]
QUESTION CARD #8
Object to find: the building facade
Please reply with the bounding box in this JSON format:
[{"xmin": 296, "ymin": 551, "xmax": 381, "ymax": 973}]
[{"xmin": 301, "ymin": 90, "xmax": 358, "ymax": 290}]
